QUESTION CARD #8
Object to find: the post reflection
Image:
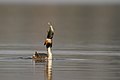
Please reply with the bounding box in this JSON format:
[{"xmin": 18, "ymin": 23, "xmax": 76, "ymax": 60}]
[{"xmin": 33, "ymin": 59, "xmax": 52, "ymax": 80}]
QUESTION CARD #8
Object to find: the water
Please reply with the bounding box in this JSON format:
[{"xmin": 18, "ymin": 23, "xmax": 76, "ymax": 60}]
[
  {"xmin": 0, "ymin": 50, "xmax": 120, "ymax": 80},
  {"xmin": 0, "ymin": 4, "xmax": 120, "ymax": 80}
]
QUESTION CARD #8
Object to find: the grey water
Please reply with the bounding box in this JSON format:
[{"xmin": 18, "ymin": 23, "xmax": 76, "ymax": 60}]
[
  {"xmin": 0, "ymin": 4, "xmax": 120, "ymax": 80},
  {"xmin": 0, "ymin": 50, "xmax": 120, "ymax": 80}
]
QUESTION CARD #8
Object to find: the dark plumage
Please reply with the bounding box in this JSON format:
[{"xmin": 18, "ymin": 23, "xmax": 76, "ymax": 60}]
[
  {"xmin": 32, "ymin": 51, "xmax": 48, "ymax": 60},
  {"xmin": 47, "ymin": 22, "xmax": 54, "ymax": 39},
  {"xmin": 32, "ymin": 22, "xmax": 54, "ymax": 61}
]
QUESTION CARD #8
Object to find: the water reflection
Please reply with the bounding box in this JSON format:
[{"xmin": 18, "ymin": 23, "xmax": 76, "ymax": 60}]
[
  {"xmin": 46, "ymin": 60, "xmax": 52, "ymax": 80},
  {"xmin": 33, "ymin": 59, "xmax": 52, "ymax": 80}
]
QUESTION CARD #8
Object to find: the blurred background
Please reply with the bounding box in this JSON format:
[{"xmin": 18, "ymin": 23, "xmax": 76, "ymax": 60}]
[
  {"xmin": 0, "ymin": 1, "xmax": 120, "ymax": 80},
  {"xmin": 0, "ymin": 0, "xmax": 120, "ymax": 51}
]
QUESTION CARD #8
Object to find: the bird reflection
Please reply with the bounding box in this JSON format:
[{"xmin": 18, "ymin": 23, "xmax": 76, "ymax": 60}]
[
  {"xmin": 33, "ymin": 59, "xmax": 52, "ymax": 80},
  {"xmin": 32, "ymin": 22, "xmax": 54, "ymax": 80},
  {"xmin": 46, "ymin": 60, "xmax": 52, "ymax": 80}
]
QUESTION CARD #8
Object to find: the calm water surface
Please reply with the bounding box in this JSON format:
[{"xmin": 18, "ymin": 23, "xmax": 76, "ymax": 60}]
[
  {"xmin": 0, "ymin": 50, "xmax": 120, "ymax": 80},
  {"xmin": 0, "ymin": 5, "xmax": 120, "ymax": 80}
]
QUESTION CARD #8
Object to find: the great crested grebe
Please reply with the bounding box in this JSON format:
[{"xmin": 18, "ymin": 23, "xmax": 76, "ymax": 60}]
[{"xmin": 32, "ymin": 22, "xmax": 54, "ymax": 60}]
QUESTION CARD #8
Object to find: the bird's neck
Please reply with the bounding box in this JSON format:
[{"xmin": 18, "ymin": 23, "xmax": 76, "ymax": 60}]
[{"xmin": 47, "ymin": 47, "xmax": 52, "ymax": 60}]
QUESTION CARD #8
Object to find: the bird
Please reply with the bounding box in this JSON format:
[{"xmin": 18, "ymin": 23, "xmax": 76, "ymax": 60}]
[{"xmin": 32, "ymin": 22, "xmax": 54, "ymax": 61}]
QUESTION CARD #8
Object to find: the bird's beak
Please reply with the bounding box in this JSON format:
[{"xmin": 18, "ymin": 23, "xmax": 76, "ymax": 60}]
[
  {"xmin": 49, "ymin": 24, "xmax": 54, "ymax": 32},
  {"xmin": 48, "ymin": 22, "xmax": 54, "ymax": 32}
]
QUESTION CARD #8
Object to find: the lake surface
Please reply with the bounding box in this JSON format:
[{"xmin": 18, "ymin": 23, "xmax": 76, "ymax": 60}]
[
  {"xmin": 0, "ymin": 5, "xmax": 120, "ymax": 80},
  {"xmin": 0, "ymin": 50, "xmax": 120, "ymax": 80}
]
